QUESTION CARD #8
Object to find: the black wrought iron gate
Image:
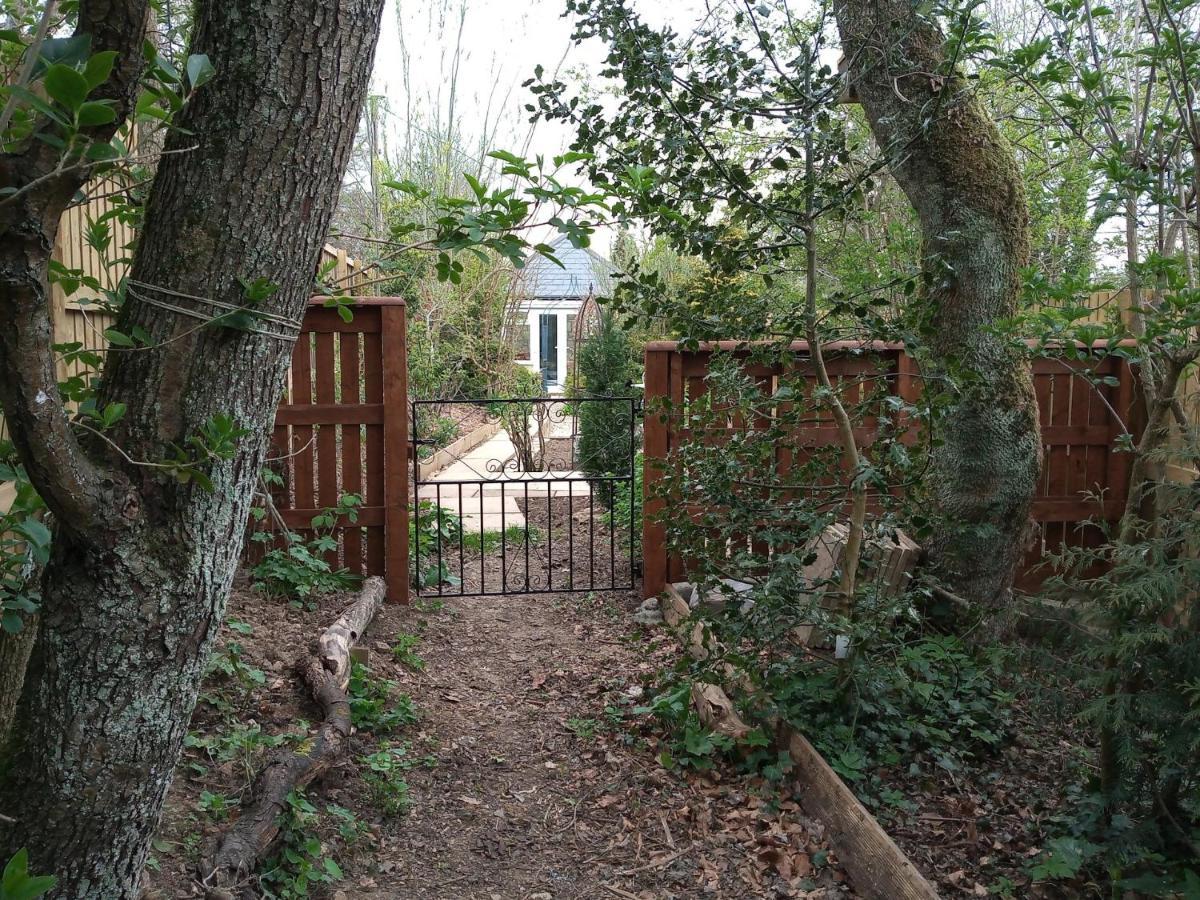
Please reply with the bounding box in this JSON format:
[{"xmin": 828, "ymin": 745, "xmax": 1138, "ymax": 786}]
[{"xmin": 411, "ymin": 397, "xmax": 637, "ymax": 597}]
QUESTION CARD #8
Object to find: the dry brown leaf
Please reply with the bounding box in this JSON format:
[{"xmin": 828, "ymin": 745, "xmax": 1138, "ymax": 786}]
[{"xmin": 791, "ymin": 852, "xmax": 812, "ymax": 878}]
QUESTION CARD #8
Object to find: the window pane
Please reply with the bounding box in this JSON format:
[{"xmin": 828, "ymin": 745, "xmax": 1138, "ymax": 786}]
[{"xmin": 510, "ymin": 321, "xmax": 530, "ymax": 360}]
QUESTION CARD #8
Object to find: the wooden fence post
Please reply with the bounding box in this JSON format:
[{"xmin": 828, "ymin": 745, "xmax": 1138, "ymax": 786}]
[
  {"xmin": 895, "ymin": 349, "xmax": 920, "ymax": 446},
  {"xmin": 380, "ymin": 301, "xmax": 410, "ymax": 603},
  {"xmin": 643, "ymin": 348, "xmax": 670, "ymax": 599}
]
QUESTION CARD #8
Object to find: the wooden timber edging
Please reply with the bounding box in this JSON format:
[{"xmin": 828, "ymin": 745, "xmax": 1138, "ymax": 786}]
[
  {"xmin": 416, "ymin": 421, "xmax": 502, "ymax": 480},
  {"xmin": 660, "ymin": 583, "xmax": 941, "ymax": 900},
  {"xmin": 784, "ymin": 726, "xmax": 941, "ymax": 900}
]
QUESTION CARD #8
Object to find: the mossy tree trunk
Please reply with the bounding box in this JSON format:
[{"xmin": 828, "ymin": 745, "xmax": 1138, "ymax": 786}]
[
  {"xmin": 835, "ymin": 0, "xmax": 1041, "ymax": 611},
  {"xmin": 0, "ymin": 0, "xmax": 385, "ymax": 896}
]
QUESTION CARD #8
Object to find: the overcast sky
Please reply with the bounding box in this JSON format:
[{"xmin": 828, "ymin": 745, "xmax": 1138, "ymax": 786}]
[
  {"xmin": 373, "ymin": 0, "xmax": 711, "ymax": 150},
  {"xmin": 369, "ymin": 1, "xmax": 712, "ymax": 250}
]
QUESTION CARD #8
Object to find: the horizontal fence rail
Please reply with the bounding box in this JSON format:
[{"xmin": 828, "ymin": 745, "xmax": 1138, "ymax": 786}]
[
  {"xmin": 260, "ymin": 297, "xmax": 409, "ymax": 602},
  {"xmin": 642, "ymin": 340, "xmax": 1142, "ymax": 598}
]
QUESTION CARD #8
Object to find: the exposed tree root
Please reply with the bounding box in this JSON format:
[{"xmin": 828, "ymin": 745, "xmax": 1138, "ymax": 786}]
[{"xmin": 201, "ymin": 576, "xmax": 386, "ymax": 898}]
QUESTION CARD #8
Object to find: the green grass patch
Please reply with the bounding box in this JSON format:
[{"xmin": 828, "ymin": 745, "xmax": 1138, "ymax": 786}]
[{"xmin": 461, "ymin": 524, "xmax": 543, "ymax": 554}]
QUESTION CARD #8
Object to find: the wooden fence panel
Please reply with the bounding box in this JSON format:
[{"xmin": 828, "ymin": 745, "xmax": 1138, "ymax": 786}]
[
  {"xmin": 642, "ymin": 341, "xmax": 1140, "ymax": 599},
  {"xmin": 267, "ymin": 298, "xmax": 409, "ymax": 602}
]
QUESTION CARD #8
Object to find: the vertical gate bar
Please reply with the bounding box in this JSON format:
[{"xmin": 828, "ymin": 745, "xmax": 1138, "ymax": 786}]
[
  {"xmin": 546, "ymin": 478, "xmax": 553, "ymax": 591},
  {"xmin": 501, "ymin": 481, "xmax": 507, "ymax": 593},
  {"xmin": 380, "ymin": 301, "xmax": 409, "ymax": 603},
  {"xmin": 458, "ymin": 483, "xmax": 465, "ymax": 591},
  {"xmin": 411, "ymin": 401, "xmax": 419, "ymax": 595},
  {"xmin": 609, "ymin": 480, "xmax": 616, "ymax": 588},
  {"xmin": 480, "ymin": 486, "xmax": 485, "ymax": 593},
  {"xmin": 436, "ymin": 483, "xmax": 444, "ymax": 596},
  {"xmin": 567, "ymin": 479, "xmax": 574, "ymax": 591},
  {"xmin": 589, "ymin": 480, "xmax": 596, "ymax": 590},
  {"xmin": 524, "ymin": 481, "xmax": 530, "ymax": 590}
]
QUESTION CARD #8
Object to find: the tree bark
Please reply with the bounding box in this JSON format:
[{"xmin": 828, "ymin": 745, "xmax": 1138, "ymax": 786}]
[
  {"xmin": 0, "ymin": 0, "xmax": 385, "ymax": 896},
  {"xmin": 0, "ymin": 618, "xmax": 36, "ymax": 742},
  {"xmin": 835, "ymin": 0, "xmax": 1041, "ymax": 611}
]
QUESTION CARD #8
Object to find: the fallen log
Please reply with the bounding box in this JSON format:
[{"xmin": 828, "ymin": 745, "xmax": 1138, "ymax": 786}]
[
  {"xmin": 318, "ymin": 577, "xmax": 388, "ymax": 691},
  {"xmin": 201, "ymin": 576, "xmax": 387, "ymax": 898},
  {"xmin": 658, "ymin": 580, "xmax": 940, "ymax": 900}
]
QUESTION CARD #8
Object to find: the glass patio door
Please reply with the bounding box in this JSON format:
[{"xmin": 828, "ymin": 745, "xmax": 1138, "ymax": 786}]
[{"xmin": 538, "ymin": 313, "xmax": 558, "ymax": 384}]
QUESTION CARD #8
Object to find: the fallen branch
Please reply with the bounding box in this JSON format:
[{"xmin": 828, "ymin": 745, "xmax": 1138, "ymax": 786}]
[
  {"xmin": 691, "ymin": 682, "xmax": 751, "ymax": 741},
  {"xmin": 201, "ymin": 576, "xmax": 387, "ymax": 897}
]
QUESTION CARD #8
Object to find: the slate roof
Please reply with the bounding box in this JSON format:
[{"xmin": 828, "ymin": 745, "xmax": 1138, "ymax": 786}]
[{"xmin": 519, "ymin": 234, "xmax": 616, "ymax": 299}]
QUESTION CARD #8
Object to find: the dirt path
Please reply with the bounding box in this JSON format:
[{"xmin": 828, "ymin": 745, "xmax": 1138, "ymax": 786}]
[
  {"xmin": 146, "ymin": 578, "xmax": 851, "ymax": 898},
  {"xmin": 362, "ymin": 590, "xmax": 853, "ymax": 900}
]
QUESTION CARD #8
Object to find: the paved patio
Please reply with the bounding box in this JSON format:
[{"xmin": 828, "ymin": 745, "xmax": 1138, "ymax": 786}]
[{"xmin": 416, "ymin": 423, "xmax": 592, "ymax": 533}]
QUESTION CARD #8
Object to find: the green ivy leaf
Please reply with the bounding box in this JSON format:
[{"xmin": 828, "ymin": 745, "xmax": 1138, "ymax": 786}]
[
  {"xmin": 1, "ymin": 848, "xmax": 57, "ymax": 900},
  {"xmin": 322, "ymin": 857, "xmax": 343, "ymax": 879},
  {"xmin": 35, "ymin": 34, "xmax": 92, "ymax": 72},
  {"xmin": 82, "ymin": 51, "xmax": 118, "ymax": 90},
  {"xmin": 76, "ymin": 100, "xmax": 117, "ymax": 127},
  {"xmin": 103, "ymin": 327, "xmax": 135, "ymax": 347}
]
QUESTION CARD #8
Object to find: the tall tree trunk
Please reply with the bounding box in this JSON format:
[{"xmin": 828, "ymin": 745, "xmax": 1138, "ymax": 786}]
[
  {"xmin": 0, "ymin": 0, "xmax": 385, "ymax": 895},
  {"xmin": 835, "ymin": 0, "xmax": 1041, "ymax": 611}
]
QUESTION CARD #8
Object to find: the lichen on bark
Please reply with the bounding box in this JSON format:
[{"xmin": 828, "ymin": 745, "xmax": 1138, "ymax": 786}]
[
  {"xmin": 0, "ymin": 0, "xmax": 387, "ymax": 896},
  {"xmin": 835, "ymin": 0, "xmax": 1042, "ymax": 611}
]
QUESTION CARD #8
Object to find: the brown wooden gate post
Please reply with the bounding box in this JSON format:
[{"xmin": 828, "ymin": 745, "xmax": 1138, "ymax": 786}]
[
  {"xmin": 380, "ymin": 300, "xmax": 410, "ymax": 603},
  {"xmin": 643, "ymin": 347, "xmax": 670, "ymax": 599}
]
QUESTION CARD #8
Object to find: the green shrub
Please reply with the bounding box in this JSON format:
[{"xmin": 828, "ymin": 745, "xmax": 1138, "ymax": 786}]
[
  {"xmin": 576, "ymin": 308, "xmax": 637, "ymax": 480},
  {"xmin": 348, "ymin": 662, "xmax": 418, "ymax": 734},
  {"xmin": 250, "ymin": 494, "xmax": 363, "ymax": 604},
  {"xmin": 414, "ymin": 415, "xmax": 459, "ymax": 460},
  {"xmin": 607, "ymin": 450, "xmax": 642, "ymax": 556},
  {"xmin": 1033, "ymin": 471, "xmax": 1200, "ymax": 893},
  {"xmin": 0, "ymin": 446, "xmax": 49, "ymax": 635},
  {"xmin": 359, "ymin": 746, "xmax": 415, "ymax": 816},
  {"xmin": 258, "ymin": 791, "xmax": 345, "ymax": 899},
  {"xmin": 409, "ymin": 500, "xmax": 462, "ymax": 588},
  {"xmin": 770, "ymin": 633, "xmax": 1013, "ymax": 795}
]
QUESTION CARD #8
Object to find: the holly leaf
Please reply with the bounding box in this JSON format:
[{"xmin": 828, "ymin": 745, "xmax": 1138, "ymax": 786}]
[
  {"xmin": 185, "ymin": 54, "xmax": 215, "ymax": 90},
  {"xmin": 42, "ymin": 64, "xmax": 89, "ymax": 112}
]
